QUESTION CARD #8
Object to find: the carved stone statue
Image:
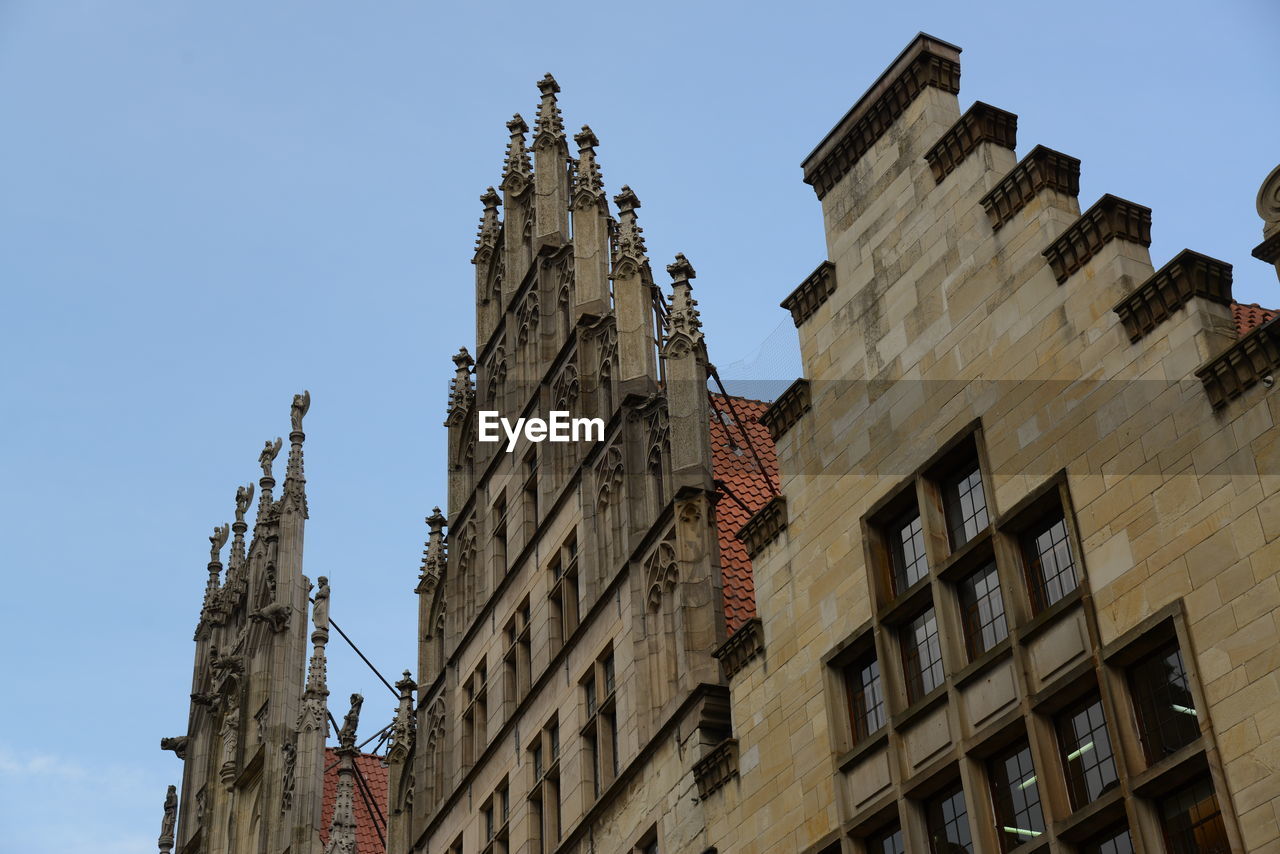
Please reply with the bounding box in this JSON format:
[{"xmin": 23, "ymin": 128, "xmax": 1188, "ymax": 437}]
[
  {"xmin": 158, "ymin": 784, "xmax": 177, "ymax": 853},
  {"xmin": 259, "ymin": 438, "xmax": 283, "ymax": 479},
  {"xmin": 219, "ymin": 705, "xmax": 240, "ymax": 788},
  {"xmin": 159, "ymin": 735, "xmax": 189, "ymax": 759},
  {"xmin": 337, "ymin": 693, "xmax": 363, "ymax": 749},
  {"xmin": 290, "ymin": 390, "xmax": 311, "ymax": 433},
  {"xmin": 209, "ymin": 524, "xmax": 230, "ymax": 563},
  {"xmin": 312, "ymin": 576, "xmax": 330, "ymax": 633},
  {"xmin": 234, "ymin": 483, "xmax": 255, "ymax": 523}
]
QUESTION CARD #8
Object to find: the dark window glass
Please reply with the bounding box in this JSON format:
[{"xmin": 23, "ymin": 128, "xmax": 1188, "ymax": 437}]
[
  {"xmin": 988, "ymin": 740, "xmax": 1045, "ymax": 852},
  {"xmin": 957, "ymin": 561, "xmax": 1008, "ymax": 659},
  {"xmin": 889, "ymin": 508, "xmax": 929, "ymax": 594},
  {"xmin": 867, "ymin": 824, "xmax": 905, "ymax": 854},
  {"xmin": 1129, "ymin": 644, "xmax": 1200, "ymax": 763},
  {"xmin": 1080, "ymin": 824, "xmax": 1133, "ymax": 854},
  {"xmin": 901, "ymin": 607, "xmax": 944, "ymax": 703},
  {"xmin": 1056, "ymin": 695, "xmax": 1119, "ymax": 809},
  {"xmin": 844, "ymin": 656, "xmax": 885, "ymax": 743},
  {"xmin": 1160, "ymin": 779, "xmax": 1229, "ymax": 854},
  {"xmin": 943, "ymin": 462, "xmax": 989, "ymax": 549},
  {"xmin": 924, "ymin": 785, "xmax": 972, "ymax": 853},
  {"xmin": 1022, "ymin": 514, "xmax": 1078, "ymax": 611}
]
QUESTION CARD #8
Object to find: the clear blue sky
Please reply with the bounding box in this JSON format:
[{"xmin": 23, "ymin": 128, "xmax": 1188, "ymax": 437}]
[{"xmin": 1, "ymin": 2, "xmax": 1276, "ymax": 850}]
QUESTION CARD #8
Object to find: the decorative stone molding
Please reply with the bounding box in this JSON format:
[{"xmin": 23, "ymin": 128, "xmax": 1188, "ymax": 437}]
[
  {"xmin": 760, "ymin": 379, "xmax": 811, "ymax": 440},
  {"xmin": 923, "ymin": 102, "xmax": 1017, "ymax": 184},
  {"xmin": 1252, "ymin": 232, "xmax": 1280, "ymax": 265},
  {"xmin": 1195, "ymin": 317, "xmax": 1280, "ymax": 409},
  {"xmin": 1042, "ymin": 194, "xmax": 1152, "ymax": 284},
  {"xmin": 802, "ymin": 34, "xmax": 962, "ymax": 200},
  {"xmin": 693, "ymin": 738, "xmax": 739, "ymax": 800},
  {"xmin": 713, "ymin": 618, "xmax": 764, "ymax": 679},
  {"xmin": 780, "ymin": 262, "xmax": 836, "ymax": 327},
  {"xmin": 737, "ymin": 496, "xmax": 787, "ymax": 558},
  {"xmin": 1113, "ymin": 250, "xmax": 1234, "ymax": 343},
  {"xmin": 980, "ymin": 145, "xmax": 1081, "ymax": 231}
]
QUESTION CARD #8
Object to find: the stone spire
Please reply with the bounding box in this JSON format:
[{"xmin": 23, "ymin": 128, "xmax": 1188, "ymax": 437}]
[
  {"xmin": 502, "ymin": 114, "xmax": 535, "ymax": 302},
  {"xmin": 473, "ymin": 187, "xmax": 501, "ymax": 263},
  {"xmin": 200, "ymin": 524, "xmax": 230, "ymax": 627},
  {"xmin": 445, "ymin": 348, "xmax": 475, "ymax": 426},
  {"xmin": 387, "ymin": 671, "xmax": 416, "ymax": 765},
  {"xmin": 229, "ymin": 483, "xmax": 254, "ymax": 573},
  {"xmin": 663, "ymin": 253, "xmax": 705, "ymax": 354},
  {"xmin": 281, "ymin": 391, "xmax": 309, "ymax": 517},
  {"xmin": 571, "ymin": 126, "xmax": 610, "ymax": 319},
  {"xmin": 612, "ymin": 186, "xmax": 659, "ymax": 392},
  {"xmin": 533, "ymin": 74, "xmax": 570, "ymax": 248},
  {"xmin": 420, "ymin": 506, "xmax": 447, "ymax": 586},
  {"xmin": 501, "ymin": 114, "xmax": 533, "ymax": 194},
  {"xmin": 323, "ymin": 694, "xmax": 363, "ymax": 854},
  {"xmin": 297, "ymin": 577, "xmax": 330, "ymax": 735},
  {"xmin": 255, "ymin": 437, "xmax": 283, "ymax": 528}
]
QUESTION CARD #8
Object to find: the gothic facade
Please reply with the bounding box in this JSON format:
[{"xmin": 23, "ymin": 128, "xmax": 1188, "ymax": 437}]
[{"xmin": 159, "ymin": 33, "xmax": 1280, "ymax": 854}]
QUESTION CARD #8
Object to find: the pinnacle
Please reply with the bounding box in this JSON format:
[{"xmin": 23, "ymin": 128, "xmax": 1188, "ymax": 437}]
[
  {"xmin": 574, "ymin": 125, "xmax": 599, "ymax": 149},
  {"xmin": 668, "ymin": 253, "xmax": 697, "ymax": 283},
  {"xmin": 507, "ymin": 114, "xmax": 528, "ymax": 135},
  {"xmin": 537, "ymin": 73, "xmax": 560, "ymax": 95},
  {"xmin": 614, "ymin": 185, "xmax": 641, "ymax": 213}
]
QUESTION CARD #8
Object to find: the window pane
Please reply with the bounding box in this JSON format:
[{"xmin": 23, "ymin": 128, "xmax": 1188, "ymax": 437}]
[
  {"xmin": 1055, "ymin": 695, "xmax": 1118, "ymax": 809},
  {"xmin": 1022, "ymin": 514, "xmax": 1078, "ymax": 611},
  {"xmin": 944, "ymin": 463, "xmax": 989, "ymax": 549},
  {"xmin": 1080, "ymin": 824, "xmax": 1133, "ymax": 854},
  {"xmin": 845, "ymin": 656, "xmax": 886, "ymax": 742},
  {"xmin": 901, "ymin": 607, "xmax": 944, "ymax": 703},
  {"xmin": 1129, "ymin": 644, "xmax": 1200, "ymax": 763},
  {"xmin": 889, "ymin": 509, "xmax": 930, "ymax": 594},
  {"xmin": 988, "ymin": 741, "xmax": 1045, "ymax": 852},
  {"xmin": 1160, "ymin": 779, "xmax": 1229, "ymax": 854},
  {"xmin": 867, "ymin": 824, "xmax": 905, "ymax": 854},
  {"xmin": 957, "ymin": 560, "xmax": 1008, "ymax": 659},
  {"xmin": 925, "ymin": 785, "xmax": 972, "ymax": 854}
]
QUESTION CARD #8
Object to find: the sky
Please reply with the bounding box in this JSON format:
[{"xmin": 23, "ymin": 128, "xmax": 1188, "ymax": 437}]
[{"xmin": 0, "ymin": 1, "xmax": 1276, "ymax": 851}]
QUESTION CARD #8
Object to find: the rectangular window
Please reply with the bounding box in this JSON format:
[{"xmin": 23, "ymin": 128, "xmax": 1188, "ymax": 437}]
[
  {"xmin": 988, "ymin": 740, "xmax": 1045, "ymax": 852},
  {"xmin": 924, "ymin": 784, "xmax": 972, "ymax": 854},
  {"xmin": 888, "ymin": 507, "xmax": 929, "ymax": 595},
  {"xmin": 1129, "ymin": 643, "xmax": 1200, "ymax": 763},
  {"xmin": 1079, "ymin": 824, "xmax": 1133, "ymax": 854},
  {"xmin": 583, "ymin": 648, "xmax": 618, "ymax": 802},
  {"xmin": 900, "ymin": 607, "xmax": 944, "ymax": 704},
  {"xmin": 867, "ymin": 824, "xmax": 905, "ymax": 854},
  {"xmin": 1159, "ymin": 779, "xmax": 1229, "ymax": 854},
  {"xmin": 844, "ymin": 655, "xmax": 886, "ymax": 743},
  {"xmin": 1055, "ymin": 695, "xmax": 1119, "ymax": 809},
  {"xmin": 943, "ymin": 461, "xmax": 989, "ymax": 549},
  {"xmin": 493, "ymin": 493, "xmax": 509, "ymax": 584},
  {"xmin": 957, "ymin": 560, "xmax": 1008, "ymax": 659},
  {"xmin": 549, "ymin": 535, "xmax": 580, "ymax": 655},
  {"xmin": 523, "ymin": 450, "xmax": 539, "ymax": 530},
  {"xmin": 1022, "ymin": 513, "xmax": 1077, "ymax": 611},
  {"xmin": 503, "ymin": 599, "xmax": 532, "ymax": 718}
]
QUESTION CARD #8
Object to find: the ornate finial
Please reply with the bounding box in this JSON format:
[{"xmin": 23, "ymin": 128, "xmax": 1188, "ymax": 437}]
[
  {"xmin": 612, "ymin": 186, "xmax": 648, "ymax": 278},
  {"xmin": 396, "ymin": 669, "xmax": 415, "ymax": 693},
  {"xmin": 283, "ymin": 392, "xmax": 310, "ymax": 516},
  {"xmin": 663, "ymin": 254, "xmax": 704, "ymax": 356},
  {"xmin": 533, "ymin": 73, "xmax": 565, "ymax": 150},
  {"xmin": 337, "ymin": 693, "xmax": 363, "ymax": 751},
  {"xmin": 573, "ymin": 125, "xmax": 605, "ymax": 207},
  {"xmin": 158, "ymin": 784, "xmax": 177, "ymax": 854},
  {"xmin": 474, "ymin": 187, "xmax": 502, "ymax": 260},
  {"xmin": 502, "ymin": 114, "xmax": 532, "ymax": 193},
  {"xmin": 388, "ymin": 671, "xmax": 416, "ymax": 765},
  {"xmin": 419, "ymin": 507, "xmax": 448, "ymax": 586},
  {"xmin": 446, "ymin": 348, "xmax": 475, "ymax": 423}
]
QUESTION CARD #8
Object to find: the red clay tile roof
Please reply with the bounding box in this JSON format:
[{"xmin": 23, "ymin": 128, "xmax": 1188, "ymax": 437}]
[
  {"xmin": 1232, "ymin": 301, "xmax": 1276, "ymax": 336},
  {"xmin": 321, "ymin": 748, "xmax": 389, "ymax": 854},
  {"xmin": 709, "ymin": 394, "xmax": 780, "ymax": 636}
]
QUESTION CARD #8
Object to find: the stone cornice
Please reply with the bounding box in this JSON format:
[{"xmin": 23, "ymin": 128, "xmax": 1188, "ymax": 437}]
[
  {"xmin": 923, "ymin": 101, "xmax": 1017, "ymax": 184},
  {"xmin": 692, "ymin": 738, "xmax": 739, "ymax": 800},
  {"xmin": 802, "ymin": 34, "xmax": 962, "ymax": 200},
  {"xmin": 1195, "ymin": 316, "xmax": 1280, "ymax": 409},
  {"xmin": 736, "ymin": 495, "xmax": 787, "ymax": 558},
  {"xmin": 979, "ymin": 145, "xmax": 1081, "ymax": 231},
  {"xmin": 713, "ymin": 617, "xmax": 764, "ymax": 679},
  {"xmin": 1042, "ymin": 194, "xmax": 1152, "ymax": 284},
  {"xmin": 760, "ymin": 378, "xmax": 811, "ymax": 440},
  {"xmin": 1252, "ymin": 232, "xmax": 1280, "ymax": 265},
  {"xmin": 1113, "ymin": 250, "xmax": 1234, "ymax": 343},
  {"xmin": 780, "ymin": 262, "xmax": 837, "ymax": 327}
]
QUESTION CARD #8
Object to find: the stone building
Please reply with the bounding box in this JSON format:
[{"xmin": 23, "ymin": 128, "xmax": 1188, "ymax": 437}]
[{"xmin": 158, "ymin": 31, "xmax": 1280, "ymax": 854}]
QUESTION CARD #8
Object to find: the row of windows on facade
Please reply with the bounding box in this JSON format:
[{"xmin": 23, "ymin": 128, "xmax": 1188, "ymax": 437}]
[
  {"xmin": 454, "ymin": 648, "xmax": 620, "ymax": 854},
  {"xmin": 837, "ymin": 439, "xmax": 1228, "ymax": 853}
]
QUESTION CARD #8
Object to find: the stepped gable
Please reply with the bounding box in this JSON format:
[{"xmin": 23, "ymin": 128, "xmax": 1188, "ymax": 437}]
[
  {"xmin": 709, "ymin": 394, "xmax": 779, "ymax": 635},
  {"xmin": 320, "ymin": 749, "xmax": 389, "ymax": 853}
]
